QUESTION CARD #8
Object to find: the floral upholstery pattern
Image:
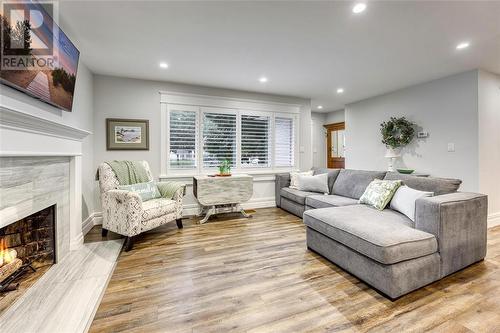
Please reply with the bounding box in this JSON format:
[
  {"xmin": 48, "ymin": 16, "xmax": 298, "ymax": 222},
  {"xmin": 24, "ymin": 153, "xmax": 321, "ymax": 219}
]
[
  {"xmin": 98, "ymin": 161, "xmax": 184, "ymax": 237},
  {"xmin": 359, "ymin": 179, "xmax": 402, "ymax": 210}
]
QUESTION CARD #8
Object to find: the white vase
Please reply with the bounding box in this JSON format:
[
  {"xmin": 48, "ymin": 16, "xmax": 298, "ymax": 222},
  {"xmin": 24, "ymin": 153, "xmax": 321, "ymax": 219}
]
[{"xmin": 385, "ymin": 147, "xmax": 401, "ymax": 172}]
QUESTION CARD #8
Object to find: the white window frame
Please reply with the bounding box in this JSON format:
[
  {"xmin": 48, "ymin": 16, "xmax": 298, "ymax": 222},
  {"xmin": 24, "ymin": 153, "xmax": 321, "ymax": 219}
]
[{"xmin": 160, "ymin": 92, "xmax": 300, "ymax": 178}]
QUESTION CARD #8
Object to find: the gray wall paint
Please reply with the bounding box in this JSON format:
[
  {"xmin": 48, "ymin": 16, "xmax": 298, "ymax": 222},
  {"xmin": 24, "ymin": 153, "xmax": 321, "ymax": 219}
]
[
  {"xmin": 478, "ymin": 70, "xmax": 500, "ymax": 217},
  {"xmin": 93, "ymin": 74, "xmax": 310, "ymax": 176},
  {"xmin": 325, "ymin": 109, "xmax": 345, "ymax": 124},
  {"xmin": 345, "ymin": 70, "xmax": 479, "ymax": 191},
  {"xmin": 311, "ymin": 112, "xmax": 326, "ymax": 168}
]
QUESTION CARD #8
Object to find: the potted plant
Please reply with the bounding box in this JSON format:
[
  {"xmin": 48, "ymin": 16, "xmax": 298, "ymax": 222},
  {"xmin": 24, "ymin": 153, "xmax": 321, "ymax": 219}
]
[{"xmin": 218, "ymin": 159, "xmax": 231, "ymax": 176}]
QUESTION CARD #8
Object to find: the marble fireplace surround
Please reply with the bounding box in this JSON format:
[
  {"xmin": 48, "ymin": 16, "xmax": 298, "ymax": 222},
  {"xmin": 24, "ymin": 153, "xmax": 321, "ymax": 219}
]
[{"xmin": 0, "ymin": 105, "xmax": 91, "ymax": 259}]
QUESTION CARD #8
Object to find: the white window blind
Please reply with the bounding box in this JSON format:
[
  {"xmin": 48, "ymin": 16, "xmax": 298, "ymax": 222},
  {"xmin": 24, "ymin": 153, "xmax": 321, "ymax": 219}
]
[
  {"xmin": 169, "ymin": 110, "xmax": 197, "ymax": 169},
  {"xmin": 202, "ymin": 112, "xmax": 237, "ymax": 168},
  {"xmin": 241, "ymin": 115, "xmax": 270, "ymax": 167},
  {"xmin": 275, "ymin": 116, "xmax": 295, "ymax": 167}
]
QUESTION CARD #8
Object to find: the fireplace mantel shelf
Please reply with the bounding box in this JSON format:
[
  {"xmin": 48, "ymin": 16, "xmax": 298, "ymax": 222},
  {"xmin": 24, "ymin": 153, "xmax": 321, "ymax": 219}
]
[{"xmin": 0, "ymin": 105, "xmax": 92, "ymax": 143}]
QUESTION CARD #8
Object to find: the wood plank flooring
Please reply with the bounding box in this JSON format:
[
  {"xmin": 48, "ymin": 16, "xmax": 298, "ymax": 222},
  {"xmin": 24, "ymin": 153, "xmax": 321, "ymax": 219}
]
[{"xmin": 89, "ymin": 208, "xmax": 500, "ymax": 333}]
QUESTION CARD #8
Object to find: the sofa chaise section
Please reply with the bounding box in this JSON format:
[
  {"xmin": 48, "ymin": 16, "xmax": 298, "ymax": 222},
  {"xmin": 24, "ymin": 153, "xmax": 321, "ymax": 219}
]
[{"xmin": 304, "ymin": 192, "xmax": 487, "ymax": 299}]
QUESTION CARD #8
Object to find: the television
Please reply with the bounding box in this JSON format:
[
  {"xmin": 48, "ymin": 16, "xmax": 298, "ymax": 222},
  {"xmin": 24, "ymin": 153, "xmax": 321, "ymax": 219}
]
[{"xmin": 0, "ymin": 2, "xmax": 80, "ymax": 112}]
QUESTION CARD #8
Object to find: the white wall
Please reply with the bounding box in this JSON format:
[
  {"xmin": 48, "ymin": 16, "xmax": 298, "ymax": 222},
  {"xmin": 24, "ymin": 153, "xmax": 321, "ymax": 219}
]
[
  {"xmin": 325, "ymin": 109, "xmax": 345, "ymax": 125},
  {"xmin": 478, "ymin": 70, "xmax": 500, "ymax": 225},
  {"xmin": 93, "ymin": 74, "xmax": 311, "ymax": 213},
  {"xmin": 311, "ymin": 112, "xmax": 326, "ymax": 168},
  {"xmin": 345, "ymin": 70, "xmax": 479, "ymax": 192},
  {"xmin": 0, "ymin": 62, "xmax": 95, "ymax": 221}
]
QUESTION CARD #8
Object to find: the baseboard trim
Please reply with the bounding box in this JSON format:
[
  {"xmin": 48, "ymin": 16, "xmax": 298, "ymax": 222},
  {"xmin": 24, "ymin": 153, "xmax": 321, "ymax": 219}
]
[
  {"xmin": 83, "ymin": 197, "xmax": 276, "ymax": 232},
  {"xmin": 488, "ymin": 212, "xmax": 500, "ymax": 228},
  {"xmin": 82, "ymin": 212, "xmax": 103, "ymax": 236}
]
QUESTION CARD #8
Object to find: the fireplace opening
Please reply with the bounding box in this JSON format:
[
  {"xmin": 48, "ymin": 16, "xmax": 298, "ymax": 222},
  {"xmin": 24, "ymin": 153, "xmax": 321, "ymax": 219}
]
[{"xmin": 0, "ymin": 205, "xmax": 56, "ymax": 299}]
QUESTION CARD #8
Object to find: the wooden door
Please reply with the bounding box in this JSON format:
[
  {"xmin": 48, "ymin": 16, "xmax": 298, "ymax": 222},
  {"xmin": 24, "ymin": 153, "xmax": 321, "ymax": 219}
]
[{"xmin": 324, "ymin": 122, "xmax": 345, "ymax": 169}]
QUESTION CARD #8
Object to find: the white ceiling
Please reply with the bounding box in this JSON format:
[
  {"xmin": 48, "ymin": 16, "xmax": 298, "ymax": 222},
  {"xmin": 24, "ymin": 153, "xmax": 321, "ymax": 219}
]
[{"xmin": 59, "ymin": 1, "xmax": 500, "ymax": 112}]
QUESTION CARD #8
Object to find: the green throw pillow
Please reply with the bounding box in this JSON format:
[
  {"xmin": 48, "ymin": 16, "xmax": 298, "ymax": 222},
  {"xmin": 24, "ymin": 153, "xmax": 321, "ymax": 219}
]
[
  {"xmin": 118, "ymin": 181, "xmax": 161, "ymax": 202},
  {"xmin": 359, "ymin": 179, "xmax": 402, "ymax": 210}
]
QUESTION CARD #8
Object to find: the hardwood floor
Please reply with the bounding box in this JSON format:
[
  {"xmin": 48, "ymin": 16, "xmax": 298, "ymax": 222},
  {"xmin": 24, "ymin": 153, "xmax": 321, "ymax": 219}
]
[{"xmin": 89, "ymin": 208, "xmax": 500, "ymax": 333}]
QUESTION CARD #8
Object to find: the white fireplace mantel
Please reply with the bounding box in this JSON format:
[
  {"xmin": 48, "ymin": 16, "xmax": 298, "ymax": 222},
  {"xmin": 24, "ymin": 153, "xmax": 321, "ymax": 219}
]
[{"xmin": 0, "ymin": 105, "xmax": 92, "ymax": 251}]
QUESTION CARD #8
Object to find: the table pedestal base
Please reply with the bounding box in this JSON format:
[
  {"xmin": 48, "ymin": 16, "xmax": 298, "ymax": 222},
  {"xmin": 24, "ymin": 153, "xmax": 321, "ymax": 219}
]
[{"xmin": 198, "ymin": 203, "xmax": 252, "ymax": 224}]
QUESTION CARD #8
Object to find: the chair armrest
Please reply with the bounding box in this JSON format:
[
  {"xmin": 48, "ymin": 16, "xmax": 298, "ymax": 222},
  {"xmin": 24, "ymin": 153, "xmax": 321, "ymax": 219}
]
[
  {"xmin": 102, "ymin": 190, "xmax": 143, "ymax": 236},
  {"xmin": 415, "ymin": 192, "xmax": 487, "ymax": 277},
  {"xmin": 156, "ymin": 181, "xmax": 186, "ymax": 200},
  {"xmin": 275, "ymin": 173, "xmax": 291, "ymax": 207}
]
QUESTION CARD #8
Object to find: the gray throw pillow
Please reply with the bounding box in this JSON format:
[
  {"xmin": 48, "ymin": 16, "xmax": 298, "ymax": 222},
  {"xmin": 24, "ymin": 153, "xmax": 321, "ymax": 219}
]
[{"xmin": 297, "ymin": 173, "xmax": 329, "ymax": 194}]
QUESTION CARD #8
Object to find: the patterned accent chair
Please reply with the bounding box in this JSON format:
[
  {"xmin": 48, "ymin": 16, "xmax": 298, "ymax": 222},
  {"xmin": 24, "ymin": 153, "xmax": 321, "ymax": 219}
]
[{"xmin": 98, "ymin": 161, "xmax": 184, "ymax": 251}]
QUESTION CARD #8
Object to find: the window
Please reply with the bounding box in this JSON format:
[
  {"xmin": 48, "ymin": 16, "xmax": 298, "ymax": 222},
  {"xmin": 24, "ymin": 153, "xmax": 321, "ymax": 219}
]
[
  {"xmin": 169, "ymin": 110, "xmax": 197, "ymax": 169},
  {"xmin": 241, "ymin": 114, "xmax": 270, "ymax": 167},
  {"xmin": 202, "ymin": 111, "xmax": 237, "ymax": 168},
  {"xmin": 275, "ymin": 116, "xmax": 295, "ymax": 167},
  {"xmin": 164, "ymin": 101, "xmax": 297, "ymax": 174}
]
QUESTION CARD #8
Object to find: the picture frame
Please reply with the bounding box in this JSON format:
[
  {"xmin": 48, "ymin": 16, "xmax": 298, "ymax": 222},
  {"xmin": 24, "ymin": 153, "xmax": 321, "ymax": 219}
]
[{"xmin": 106, "ymin": 118, "xmax": 149, "ymax": 150}]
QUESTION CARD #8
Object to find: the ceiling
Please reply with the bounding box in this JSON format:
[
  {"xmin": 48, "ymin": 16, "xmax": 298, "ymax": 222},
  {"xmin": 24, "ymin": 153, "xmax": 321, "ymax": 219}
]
[{"xmin": 59, "ymin": 1, "xmax": 500, "ymax": 112}]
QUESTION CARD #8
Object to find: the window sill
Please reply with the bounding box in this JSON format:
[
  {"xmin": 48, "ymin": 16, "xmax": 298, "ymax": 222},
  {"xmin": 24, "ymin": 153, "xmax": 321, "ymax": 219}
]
[{"xmin": 159, "ymin": 168, "xmax": 296, "ymax": 181}]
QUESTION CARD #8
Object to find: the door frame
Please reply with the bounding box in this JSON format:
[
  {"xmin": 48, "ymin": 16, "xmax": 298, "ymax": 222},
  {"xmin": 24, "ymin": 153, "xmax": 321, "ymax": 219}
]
[{"xmin": 324, "ymin": 122, "xmax": 345, "ymax": 169}]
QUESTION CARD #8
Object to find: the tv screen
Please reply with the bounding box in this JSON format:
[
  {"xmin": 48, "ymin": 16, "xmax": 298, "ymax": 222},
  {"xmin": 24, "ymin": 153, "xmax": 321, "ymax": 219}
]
[{"xmin": 0, "ymin": 2, "xmax": 80, "ymax": 111}]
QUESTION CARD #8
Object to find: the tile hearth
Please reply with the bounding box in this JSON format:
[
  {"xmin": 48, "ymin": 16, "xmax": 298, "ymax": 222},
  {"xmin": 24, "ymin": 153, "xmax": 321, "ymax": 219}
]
[{"xmin": 0, "ymin": 239, "xmax": 122, "ymax": 333}]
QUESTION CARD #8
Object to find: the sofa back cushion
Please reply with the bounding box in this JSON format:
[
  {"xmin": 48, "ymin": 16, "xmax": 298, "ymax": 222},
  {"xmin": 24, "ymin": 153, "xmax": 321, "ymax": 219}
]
[
  {"xmin": 312, "ymin": 168, "xmax": 341, "ymax": 194},
  {"xmin": 384, "ymin": 172, "xmax": 461, "ymax": 195},
  {"xmin": 332, "ymin": 169, "xmax": 387, "ymax": 199}
]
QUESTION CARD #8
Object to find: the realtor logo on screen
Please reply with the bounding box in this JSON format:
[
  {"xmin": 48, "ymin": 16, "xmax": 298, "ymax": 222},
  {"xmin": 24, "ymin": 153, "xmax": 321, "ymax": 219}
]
[{"xmin": 1, "ymin": 1, "xmax": 57, "ymax": 70}]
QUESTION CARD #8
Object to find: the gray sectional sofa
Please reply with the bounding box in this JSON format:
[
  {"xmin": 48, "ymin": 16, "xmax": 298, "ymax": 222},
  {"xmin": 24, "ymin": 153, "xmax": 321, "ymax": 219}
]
[{"xmin": 275, "ymin": 168, "xmax": 488, "ymax": 299}]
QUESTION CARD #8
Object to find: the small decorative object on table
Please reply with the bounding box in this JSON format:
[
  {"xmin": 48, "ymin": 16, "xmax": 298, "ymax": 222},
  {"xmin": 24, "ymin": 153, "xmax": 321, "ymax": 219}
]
[
  {"xmin": 193, "ymin": 174, "xmax": 253, "ymax": 224},
  {"xmin": 380, "ymin": 117, "xmax": 416, "ymax": 171},
  {"xmin": 397, "ymin": 168, "xmax": 415, "ymax": 174},
  {"xmin": 216, "ymin": 159, "xmax": 231, "ymax": 176}
]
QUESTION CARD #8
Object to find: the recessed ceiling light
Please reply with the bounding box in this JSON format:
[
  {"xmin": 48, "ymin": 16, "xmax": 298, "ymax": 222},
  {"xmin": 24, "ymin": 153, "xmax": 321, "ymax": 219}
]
[
  {"xmin": 352, "ymin": 3, "xmax": 367, "ymax": 14},
  {"xmin": 259, "ymin": 77, "xmax": 268, "ymax": 83},
  {"xmin": 159, "ymin": 62, "xmax": 169, "ymax": 69},
  {"xmin": 456, "ymin": 42, "xmax": 470, "ymax": 50},
  {"xmin": 317, "ymin": 105, "xmax": 323, "ymax": 110},
  {"xmin": 337, "ymin": 88, "xmax": 344, "ymax": 94}
]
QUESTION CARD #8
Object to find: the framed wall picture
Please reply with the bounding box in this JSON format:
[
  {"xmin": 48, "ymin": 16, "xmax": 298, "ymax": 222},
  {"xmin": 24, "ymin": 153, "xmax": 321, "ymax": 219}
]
[{"xmin": 106, "ymin": 118, "xmax": 149, "ymax": 150}]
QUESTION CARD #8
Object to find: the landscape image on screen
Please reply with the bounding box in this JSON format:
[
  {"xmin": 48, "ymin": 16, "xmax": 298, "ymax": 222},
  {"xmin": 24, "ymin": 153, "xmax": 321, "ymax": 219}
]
[{"xmin": 0, "ymin": 2, "xmax": 80, "ymax": 111}]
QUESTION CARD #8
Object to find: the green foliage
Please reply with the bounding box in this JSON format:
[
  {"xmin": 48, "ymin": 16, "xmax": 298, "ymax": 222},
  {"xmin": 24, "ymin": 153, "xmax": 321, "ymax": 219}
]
[
  {"xmin": 52, "ymin": 68, "xmax": 76, "ymax": 93},
  {"xmin": 218, "ymin": 159, "xmax": 231, "ymax": 175},
  {"xmin": 380, "ymin": 117, "xmax": 415, "ymax": 148}
]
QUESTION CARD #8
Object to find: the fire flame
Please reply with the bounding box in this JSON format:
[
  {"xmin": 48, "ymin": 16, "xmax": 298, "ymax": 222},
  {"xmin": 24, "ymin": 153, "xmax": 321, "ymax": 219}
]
[{"xmin": 0, "ymin": 238, "xmax": 14, "ymax": 265}]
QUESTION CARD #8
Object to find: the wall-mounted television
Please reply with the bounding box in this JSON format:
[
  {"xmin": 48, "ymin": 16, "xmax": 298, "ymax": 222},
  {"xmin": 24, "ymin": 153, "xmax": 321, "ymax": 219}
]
[{"xmin": 0, "ymin": 2, "xmax": 80, "ymax": 112}]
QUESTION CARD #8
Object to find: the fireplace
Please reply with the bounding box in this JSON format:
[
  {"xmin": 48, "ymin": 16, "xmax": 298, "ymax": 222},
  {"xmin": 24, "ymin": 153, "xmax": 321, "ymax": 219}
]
[{"xmin": 0, "ymin": 205, "xmax": 56, "ymax": 292}]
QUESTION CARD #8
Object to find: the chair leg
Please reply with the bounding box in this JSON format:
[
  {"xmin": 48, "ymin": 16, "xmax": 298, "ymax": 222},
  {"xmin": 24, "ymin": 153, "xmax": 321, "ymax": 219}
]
[
  {"xmin": 124, "ymin": 236, "xmax": 136, "ymax": 252},
  {"xmin": 176, "ymin": 218, "xmax": 183, "ymax": 229},
  {"xmin": 101, "ymin": 228, "xmax": 108, "ymax": 237}
]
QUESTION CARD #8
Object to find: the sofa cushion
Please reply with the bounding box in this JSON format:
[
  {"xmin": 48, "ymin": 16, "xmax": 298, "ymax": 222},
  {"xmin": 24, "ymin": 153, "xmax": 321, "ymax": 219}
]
[
  {"xmin": 332, "ymin": 169, "xmax": 387, "ymax": 199},
  {"xmin": 303, "ymin": 205, "xmax": 438, "ymax": 264},
  {"xmin": 141, "ymin": 198, "xmax": 176, "ymax": 220},
  {"xmin": 280, "ymin": 187, "xmax": 317, "ymax": 205},
  {"xmin": 312, "ymin": 168, "xmax": 341, "ymax": 193},
  {"xmin": 384, "ymin": 172, "xmax": 461, "ymax": 195},
  {"xmin": 306, "ymin": 194, "xmax": 358, "ymax": 209},
  {"xmin": 297, "ymin": 173, "xmax": 329, "ymax": 194}
]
